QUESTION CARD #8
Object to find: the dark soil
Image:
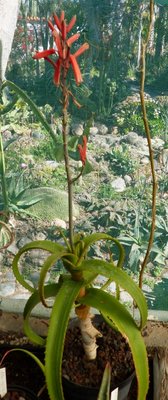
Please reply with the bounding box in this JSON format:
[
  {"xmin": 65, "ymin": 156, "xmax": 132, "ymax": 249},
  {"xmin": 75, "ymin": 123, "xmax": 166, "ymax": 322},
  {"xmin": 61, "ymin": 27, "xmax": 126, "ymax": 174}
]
[
  {"xmin": 0, "ymin": 325, "xmax": 153, "ymax": 400},
  {"xmin": 0, "ymin": 336, "xmax": 49, "ymax": 400},
  {"xmin": 62, "ymin": 318, "xmax": 134, "ymax": 389}
]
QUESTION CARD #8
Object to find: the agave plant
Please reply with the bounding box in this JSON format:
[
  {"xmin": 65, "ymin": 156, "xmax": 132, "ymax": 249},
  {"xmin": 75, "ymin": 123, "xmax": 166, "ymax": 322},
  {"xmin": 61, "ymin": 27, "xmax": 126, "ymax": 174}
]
[{"xmin": 11, "ymin": 8, "xmax": 149, "ymax": 400}]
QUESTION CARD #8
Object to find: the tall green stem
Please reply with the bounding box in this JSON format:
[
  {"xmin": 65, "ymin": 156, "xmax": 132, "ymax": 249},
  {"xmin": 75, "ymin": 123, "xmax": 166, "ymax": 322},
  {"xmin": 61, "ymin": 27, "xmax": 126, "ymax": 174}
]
[
  {"xmin": 0, "ymin": 131, "xmax": 9, "ymax": 219},
  {"xmin": 139, "ymin": 0, "xmax": 157, "ymax": 288},
  {"xmin": 62, "ymin": 69, "xmax": 74, "ymax": 251}
]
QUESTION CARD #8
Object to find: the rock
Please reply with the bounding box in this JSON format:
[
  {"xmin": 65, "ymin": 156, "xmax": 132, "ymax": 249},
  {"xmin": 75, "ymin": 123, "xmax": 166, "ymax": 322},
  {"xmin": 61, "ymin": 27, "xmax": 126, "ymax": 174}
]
[
  {"xmin": 7, "ymin": 243, "xmax": 19, "ymax": 255},
  {"xmin": 29, "ymin": 271, "xmax": 50, "ymax": 288},
  {"xmin": 162, "ymin": 271, "xmax": 168, "ymax": 279},
  {"xmin": 31, "ymin": 131, "xmax": 45, "ymax": 139},
  {"xmin": 0, "ymin": 282, "xmax": 16, "ymax": 297},
  {"xmin": 110, "ymin": 126, "xmax": 119, "ymax": 135},
  {"xmin": 96, "ymin": 124, "xmax": 108, "ymax": 135},
  {"xmin": 44, "ymin": 160, "xmax": 59, "ymax": 170},
  {"xmin": 18, "ymin": 236, "xmax": 32, "ymax": 248},
  {"xmin": 51, "ymin": 218, "xmax": 67, "ymax": 229},
  {"xmin": 108, "ymin": 282, "xmax": 116, "ymax": 292},
  {"xmin": 120, "ymin": 290, "xmax": 133, "ymax": 304},
  {"xmin": 142, "ymin": 284, "xmax": 153, "ymax": 293},
  {"xmin": 151, "ymin": 137, "xmax": 165, "ymax": 149},
  {"xmin": 141, "ymin": 157, "xmax": 149, "ymax": 165},
  {"xmin": 124, "ymin": 175, "xmax": 132, "ymax": 185},
  {"xmin": 94, "ymin": 275, "xmax": 107, "ymax": 286},
  {"xmin": 90, "ymin": 126, "xmax": 98, "ymax": 135},
  {"xmin": 5, "ymin": 271, "xmax": 15, "ymax": 281},
  {"xmin": 111, "ymin": 177, "xmax": 126, "ymax": 192},
  {"xmin": 121, "ymin": 131, "xmax": 140, "ymax": 145},
  {"xmin": 72, "ymin": 123, "xmax": 84, "ymax": 136},
  {"xmin": 121, "ymin": 132, "xmax": 148, "ymax": 151},
  {"xmin": 106, "ymin": 136, "xmax": 120, "ymax": 146},
  {"xmin": 33, "ymin": 232, "xmax": 46, "ymax": 241},
  {"xmin": 162, "ymin": 148, "xmax": 168, "ymax": 171}
]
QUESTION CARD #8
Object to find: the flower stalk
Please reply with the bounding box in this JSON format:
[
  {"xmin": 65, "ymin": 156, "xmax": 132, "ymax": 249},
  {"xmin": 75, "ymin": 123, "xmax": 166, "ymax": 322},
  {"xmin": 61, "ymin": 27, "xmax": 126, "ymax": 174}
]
[{"xmin": 139, "ymin": 0, "xmax": 157, "ymax": 288}]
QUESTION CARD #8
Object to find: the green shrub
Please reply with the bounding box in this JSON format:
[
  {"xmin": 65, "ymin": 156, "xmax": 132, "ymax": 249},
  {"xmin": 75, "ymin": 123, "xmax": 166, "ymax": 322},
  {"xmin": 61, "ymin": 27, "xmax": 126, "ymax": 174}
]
[{"xmin": 104, "ymin": 144, "xmax": 137, "ymax": 176}]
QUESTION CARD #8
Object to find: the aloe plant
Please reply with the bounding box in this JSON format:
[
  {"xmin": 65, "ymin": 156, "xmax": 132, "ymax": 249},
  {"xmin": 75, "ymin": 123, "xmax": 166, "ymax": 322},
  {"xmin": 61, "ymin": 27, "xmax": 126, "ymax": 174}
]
[{"xmin": 11, "ymin": 7, "xmax": 150, "ymax": 400}]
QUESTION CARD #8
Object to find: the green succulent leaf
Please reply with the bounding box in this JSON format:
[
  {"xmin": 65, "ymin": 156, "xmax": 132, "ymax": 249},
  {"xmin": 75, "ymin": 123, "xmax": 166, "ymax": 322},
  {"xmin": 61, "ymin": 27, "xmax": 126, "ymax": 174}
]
[
  {"xmin": 78, "ymin": 288, "xmax": 149, "ymax": 400},
  {"xmin": 45, "ymin": 278, "xmax": 84, "ymax": 400},
  {"xmin": 79, "ymin": 259, "xmax": 147, "ymax": 328},
  {"xmin": 78, "ymin": 233, "xmax": 125, "ymax": 269},
  {"xmin": 12, "ymin": 240, "xmax": 66, "ymax": 292},
  {"xmin": 97, "ymin": 362, "xmax": 111, "ymax": 400},
  {"xmin": 54, "ymin": 142, "xmax": 65, "ymax": 161},
  {"xmin": 82, "ymin": 159, "xmax": 94, "ymax": 175},
  {"xmin": 24, "ymin": 283, "xmax": 61, "ymax": 346},
  {"xmin": 39, "ymin": 251, "xmax": 69, "ymax": 306},
  {"xmin": 2, "ymin": 348, "xmax": 45, "ymax": 374}
]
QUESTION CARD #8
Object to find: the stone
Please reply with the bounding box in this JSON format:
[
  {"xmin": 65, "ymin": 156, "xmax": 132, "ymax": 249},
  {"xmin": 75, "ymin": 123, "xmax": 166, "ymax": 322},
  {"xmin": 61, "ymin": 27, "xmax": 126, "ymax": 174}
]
[
  {"xmin": 111, "ymin": 126, "xmax": 119, "ymax": 135},
  {"xmin": 120, "ymin": 290, "xmax": 133, "ymax": 304},
  {"xmin": 29, "ymin": 271, "xmax": 50, "ymax": 288},
  {"xmin": 18, "ymin": 236, "xmax": 32, "ymax": 248},
  {"xmin": 44, "ymin": 160, "xmax": 59, "ymax": 170},
  {"xmin": 151, "ymin": 137, "xmax": 165, "ymax": 149},
  {"xmin": 142, "ymin": 284, "xmax": 153, "ymax": 293},
  {"xmin": 72, "ymin": 123, "xmax": 84, "ymax": 136},
  {"xmin": 162, "ymin": 271, "xmax": 168, "ymax": 279},
  {"xmin": 141, "ymin": 157, "xmax": 149, "ymax": 165},
  {"xmin": 121, "ymin": 131, "xmax": 139, "ymax": 145},
  {"xmin": 111, "ymin": 177, "xmax": 126, "ymax": 192},
  {"xmin": 31, "ymin": 131, "xmax": 45, "ymax": 139},
  {"xmin": 97, "ymin": 124, "xmax": 108, "ymax": 135},
  {"xmin": 89, "ymin": 126, "xmax": 98, "ymax": 135},
  {"xmin": 51, "ymin": 218, "xmax": 67, "ymax": 229},
  {"xmin": 124, "ymin": 175, "xmax": 132, "ymax": 185},
  {"xmin": 0, "ymin": 282, "xmax": 16, "ymax": 297},
  {"xmin": 33, "ymin": 232, "xmax": 46, "ymax": 241},
  {"xmin": 7, "ymin": 243, "xmax": 19, "ymax": 255}
]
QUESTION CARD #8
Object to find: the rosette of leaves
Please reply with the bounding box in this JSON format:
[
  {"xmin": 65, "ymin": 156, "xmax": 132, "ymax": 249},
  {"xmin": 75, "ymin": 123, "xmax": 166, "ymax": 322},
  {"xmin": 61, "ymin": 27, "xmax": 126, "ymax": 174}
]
[{"xmin": 12, "ymin": 231, "xmax": 149, "ymax": 400}]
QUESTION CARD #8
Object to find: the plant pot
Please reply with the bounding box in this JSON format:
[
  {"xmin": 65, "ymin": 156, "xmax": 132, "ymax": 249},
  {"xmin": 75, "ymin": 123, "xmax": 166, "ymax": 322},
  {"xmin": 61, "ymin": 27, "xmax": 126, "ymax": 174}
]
[
  {"xmin": 3, "ymin": 385, "xmax": 38, "ymax": 400},
  {"xmin": 62, "ymin": 371, "xmax": 135, "ymax": 400},
  {"xmin": 62, "ymin": 315, "xmax": 135, "ymax": 400}
]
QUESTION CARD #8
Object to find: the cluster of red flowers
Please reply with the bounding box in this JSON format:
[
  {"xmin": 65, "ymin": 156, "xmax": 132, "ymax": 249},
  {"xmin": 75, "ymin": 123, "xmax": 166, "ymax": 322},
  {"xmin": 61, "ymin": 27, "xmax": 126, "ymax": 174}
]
[{"xmin": 33, "ymin": 11, "xmax": 89, "ymax": 86}]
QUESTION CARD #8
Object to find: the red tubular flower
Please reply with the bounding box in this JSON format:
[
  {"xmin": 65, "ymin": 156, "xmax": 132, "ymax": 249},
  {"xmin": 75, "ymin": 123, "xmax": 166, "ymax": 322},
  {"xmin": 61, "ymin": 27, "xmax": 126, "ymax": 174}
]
[
  {"xmin": 78, "ymin": 136, "xmax": 87, "ymax": 166},
  {"xmin": 54, "ymin": 58, "xmax": 62, "ymax": 86},
  {"xmin": 69, "ymin": 54, "xmax": 83, "ymax": 85},
  {"xmin": 66, "ymin": 15, "xmax": 76, "ymax": 33},
  {"xmin": 33, "ymin": 49, "xmax": 55, "ymax": 59},
  {"xmin": 32, "ymin": 11, "xmax": 89, "ymax": 87},
  {"xmin": 53, "ymin": 13, "xmax": 62, "ymax": 31},
  {"xmin": 73, "ymin": 43, "xmax": 89, "ymax": 58},
  {"xmin": 66, "ymin": 33, "xmax": 80, "ymax": 47}
]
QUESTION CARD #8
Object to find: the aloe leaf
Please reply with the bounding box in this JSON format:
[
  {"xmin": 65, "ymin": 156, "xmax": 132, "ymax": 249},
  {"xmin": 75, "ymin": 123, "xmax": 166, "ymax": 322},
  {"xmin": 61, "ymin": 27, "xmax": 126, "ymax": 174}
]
[
  {"xmin": 78, "ymin": 233, "xmax": 125, "ymax": 269},
  {"xmin": 82, "ymin": 159, "xmax": 94, "ymax": 175},
  {"xmin": 2, "ymin": 348, "xmax": 45, "ymax": 374},
  {"xmin": 79, "ymin": 259, "xmax": 147, "ymax": 328},
  {"xmin": 39, "ymin": 251, "xmax": 67, "ymax": 306},
  {"xmin": 45, "ymin": 278, "xmax": 84, "ymax": 400},
  {"xmin": 23, "ymin": 283, "xmax": 61, "ymax": 345},
  {"xmin": 78, "ymin": 288, "xmax": 149, "ymax": 400},
  {"xmin": 12, "ymin": 240, "xmax": 65, "ymax": 292},
  {"xmin": 97, "ymin": 362, "xmax": 111, "ymax": 400},
  {"xmin": 1, "ymin": 80, "xmax": 56, "ymax": 142}
]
